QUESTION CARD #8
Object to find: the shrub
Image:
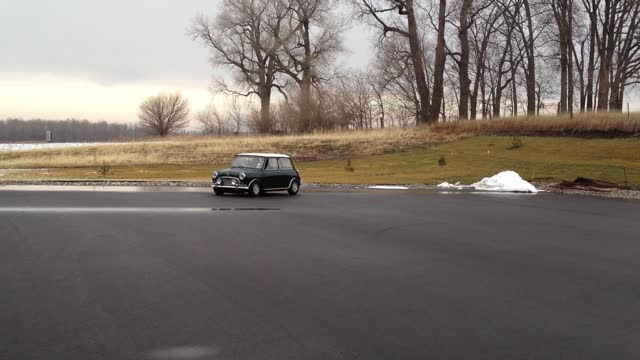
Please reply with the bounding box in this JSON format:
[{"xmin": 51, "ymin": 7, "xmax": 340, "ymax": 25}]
[
  {"xmin": 345, "ymin": 158, "xmax": 355, "ymax": 172},
  {"xmin": 97, "ymin": 160, "xmax": 113, "ymax": 177},
  {"xmin": 438, "ymin": 155, "xmax": 447, "ymax": 166},
  {"xmin": 508, "ymin": 136, "xmax": 524, "ymax": 150}
]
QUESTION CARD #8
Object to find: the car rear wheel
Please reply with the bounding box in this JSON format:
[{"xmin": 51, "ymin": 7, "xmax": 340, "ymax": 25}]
[
  {"xmin": 213, "ymin": 188, "xmax": 225, "ymax": 196},
  {"xmin": 288, "ymin": 180, "xmax": 299, "ymax": 195},
  {"xmin": 249, "ymin": 182, "xmax": 262, "ymax": 197}
]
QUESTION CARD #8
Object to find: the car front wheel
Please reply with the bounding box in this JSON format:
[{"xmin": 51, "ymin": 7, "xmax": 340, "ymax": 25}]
[
  {"xmin": 249, "ymin": 182, "xmax": 262, "ymax": 197},
  {"xmin": 288, "ymin": 180, "xmax": 300, "ymax": 195},
  {"xmin": 213, "ymin": 188, "xmax": 225, "ymax": 196}
]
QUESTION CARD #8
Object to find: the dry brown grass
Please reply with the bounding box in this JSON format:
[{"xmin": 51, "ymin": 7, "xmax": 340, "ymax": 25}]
[
  {"xmin": 430, "ymin": 112, "xmax": 640, "ymax": 137},
  {"xmin": 4, "ymin": 136, "xmax": 638, "ymax": 188},
  {"xmin": 2, "ymin": 113, "xmax": 638, "ymax": 171},
  {"xmin": 0, "ymin": 127, "xmax": 445, "ymax": 168}
]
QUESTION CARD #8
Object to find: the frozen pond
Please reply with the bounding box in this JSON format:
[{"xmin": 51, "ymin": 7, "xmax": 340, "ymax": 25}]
[{"xmin": 0, "ymin": 143, "xmax": 102, "ymax": 152}]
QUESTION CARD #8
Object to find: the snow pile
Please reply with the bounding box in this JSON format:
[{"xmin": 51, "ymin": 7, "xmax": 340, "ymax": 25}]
[
  {"xmin": 0, "ymin": 143, "xmax": 100, "ymax": 152},
  {"xmin": 368, "ymin": 185, "xmax": 409, "ymax": 190},
  {"xmin": 472, "ymin": 171, "xmax": 538, "ymax": 192},
  {"xmin": 438, "ymin": 171, "xmax": 538, "ymax": 193}
]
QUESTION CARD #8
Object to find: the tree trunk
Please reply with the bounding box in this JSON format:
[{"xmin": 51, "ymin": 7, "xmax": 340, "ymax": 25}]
[
  {"xmin": 523, "ymin": 0, "xmax": 537, "ymax": 116},
  {"xmin": 480, "ymin": 74, "xmax": 487, "ymax": 118},
  {"xmin": 493, "ymin": 87, "xmax": 502, "ymax": 119},
  {"xmin": 609, "ymin": 72, "xmax": 622, "ymax": 111},
  {"xmin": 260, "ymin": 88, "xmax": 272, "ymax": 133},
  {"xmin": 597, "ymin": 0, "xmax": 614, "ymax": 111},
  {"xmin": 585, "ymin": 0, "xmax": 597, "ymax": 111},
  {"xmin": 406, "ymin": 0, "xmax": 432, "ymax": 125},
  {"xmin": 597, "ymin": 58, "xmax": 612, "ymax": 111},
  {"xmin": 509, "ymin": 45, "xmax": 518, "ymax": 117},
  {"xmin": 567, "ymin": 1, "xmax": 574, "ymax": 116},
  {"xmin": 299, "ymin": 19, "xmax": 313, "ymax": 132},
  {"xmin": 575, "ymin": 37, "xmax": 586, "ymax": 112},
  {"xmin": 557, "ymin": 0, "xmax": 569, "ymax": 114},
  {"xmin": 458, "ymin": 0, "xmax": 473, "ymax": 121},
  {"xmin": 431, "ymin": 0, "xmax": 448, "ymax": 123}
]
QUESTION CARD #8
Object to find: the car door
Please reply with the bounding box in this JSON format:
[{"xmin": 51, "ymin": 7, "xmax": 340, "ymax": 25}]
[
  {"xmin": 277, "ymin": 158, "xmax": 297, "ymax": 188},
  {"xmin": 262, "ymin": 157, "xmax": 280, "ymax": 189}
]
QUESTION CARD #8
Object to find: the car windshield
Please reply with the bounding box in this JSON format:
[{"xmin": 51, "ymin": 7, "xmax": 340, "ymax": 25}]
[{"xmin": 231, "ymin": 156, "xmax": 264, "ymax": 169}]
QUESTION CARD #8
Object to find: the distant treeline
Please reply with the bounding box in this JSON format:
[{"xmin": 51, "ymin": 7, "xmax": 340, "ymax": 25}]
[{"xmin": 0, "ymin": 119, "xmax": 147, "ymax": 143}]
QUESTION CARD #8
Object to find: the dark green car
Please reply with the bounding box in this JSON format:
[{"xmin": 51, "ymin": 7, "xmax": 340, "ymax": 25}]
[{"xmin": 212, "ymin": 153, "xmax": 301, "ymax": 196}]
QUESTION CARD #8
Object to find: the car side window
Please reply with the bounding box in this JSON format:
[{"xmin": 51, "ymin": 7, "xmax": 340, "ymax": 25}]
[
  {"xmin": 278, "ymin": 158, "xmax": 293, "ymax": 170},
  {"xmin": 265, "ymin": 158, "xmax": 279, "ymax": 170}
]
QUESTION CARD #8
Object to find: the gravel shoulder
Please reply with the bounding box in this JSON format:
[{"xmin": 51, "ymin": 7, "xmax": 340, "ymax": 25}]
[{"xmin": 1, "ymin": 179, "xmax": 639, "ymax": 200}]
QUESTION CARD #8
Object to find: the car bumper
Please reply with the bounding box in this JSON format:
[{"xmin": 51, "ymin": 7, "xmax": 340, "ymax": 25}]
[{"xmin": 212, "ymin": 184, "xmax": 249, "ymax": 191}]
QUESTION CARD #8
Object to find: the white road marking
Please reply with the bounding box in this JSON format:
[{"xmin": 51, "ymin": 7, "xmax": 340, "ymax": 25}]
[{"xmin": 368, "ymin": 185, "xmax": 409, "ymax": 190}]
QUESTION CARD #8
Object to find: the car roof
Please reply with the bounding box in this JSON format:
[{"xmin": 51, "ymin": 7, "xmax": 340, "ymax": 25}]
[{"xmin": 236, "ymin": 153, "xmax": 290, "ymax": 158}]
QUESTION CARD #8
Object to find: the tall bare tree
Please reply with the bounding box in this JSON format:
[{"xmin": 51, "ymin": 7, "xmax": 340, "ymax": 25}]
[
  {"xmin": 189, "ymin": 0, "xmax": 296, "ymax": 133},
  {"xmin": 138, "ymin": 92, "xmax": 190, "ymax": 137},
  {"xmin": 551, "ymin": 0, "xmax": 572, "ymax": 113},
  {"xmin": 430, "ymin": 0, "xmax": 448, "ymax": 122},
  {"xmin": 274, "ymin": 0, "xmax": 344, "ymax": 132},
  {"xmin": 354, "ymin": 0, "xmax": 433, "ymax": 124},
  {"xmin": 469, "ymin": 3, "xmax": 501, "ymax": 118},
  {"xmin": 456, "ymin": 0, "xmax": 473, "ymax": 120}
]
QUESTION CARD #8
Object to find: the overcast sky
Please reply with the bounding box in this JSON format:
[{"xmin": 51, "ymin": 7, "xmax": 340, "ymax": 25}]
[{"xmin": 0, "ymin": 0, "xmax": 373, "ymax": 123}]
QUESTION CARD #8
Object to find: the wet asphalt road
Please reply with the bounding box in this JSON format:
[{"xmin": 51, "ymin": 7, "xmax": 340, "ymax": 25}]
[{"xmin": 0, "ymin": 189, "xmax": 639, "ymax": 360}]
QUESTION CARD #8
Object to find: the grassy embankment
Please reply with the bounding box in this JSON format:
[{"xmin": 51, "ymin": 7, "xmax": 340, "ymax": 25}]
[{"xmin": 1, "ymin": 114, "xmax": 639, "ymax": 187}]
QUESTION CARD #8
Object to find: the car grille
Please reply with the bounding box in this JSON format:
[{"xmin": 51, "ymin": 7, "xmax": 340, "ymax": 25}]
[{"xmin": 221, "ymin": 177, "xmax": 239, "ymax": 186}]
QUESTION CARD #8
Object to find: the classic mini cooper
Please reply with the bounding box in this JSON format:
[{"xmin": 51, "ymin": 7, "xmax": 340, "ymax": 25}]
[{"xmin": 212, "ymin": 153, "xmax": 301, "ymax": 196}]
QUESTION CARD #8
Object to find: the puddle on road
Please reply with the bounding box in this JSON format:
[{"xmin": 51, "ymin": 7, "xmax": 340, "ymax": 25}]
[
  {"xmin": 0, "ymin": 185, "xmax": 210, "ymax": 192},
  {"xmin": 0, "ymin": 207, "xmax": 280, "ymax": 213},
  {"xmin": 219, "ymin": 207, "xmax": 280, "ymax": 211}
]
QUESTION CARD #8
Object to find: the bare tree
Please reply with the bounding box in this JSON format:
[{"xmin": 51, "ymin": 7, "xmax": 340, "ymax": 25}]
[
  {"xmin": 549, "ymin": 0, "xmax": 576, "ymax": 114},
  {"xmin": 228, "ymin": 98, "xmax": 245, "ymax": 135},
  {"xmin": 274, "ymin": 0, "xmax": 345, "ymax": 132},
  {"xmin": 138, "ymin": 92, "xmax": 190, "ymax": 137},
  {"xmin": 372, "ymin": 37, "xmax": 423, "ymax": 123},
  {"xmin": 195, "ymin": 104, "xmax": 228, "ymax": 136},
  {"xmin": 370, "ymin": 74, "xmax": 386, "ymax": 128},
  {"xmin": 338, "ymin": 73, "xmax": 377, "ymax": 129},
  {"xmin": 469, "ymin": 2, "xmax": 501, "ymax": 118},
  {"xmin": 189, "ymin": 0, "xmax": 296, "ymax": 133},
  {"xmin": 354, "ymin": 0, "xmax": 433, "ymax": 124},
  {"xmin": 578, "ymin": 0, "xmax": 640, "ymax": 111}
]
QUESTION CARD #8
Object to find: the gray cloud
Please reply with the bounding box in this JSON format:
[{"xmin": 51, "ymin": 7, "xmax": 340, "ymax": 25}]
[{"xmin": 0, "ymin": 0, "xmax": 373, "ymax": 86}]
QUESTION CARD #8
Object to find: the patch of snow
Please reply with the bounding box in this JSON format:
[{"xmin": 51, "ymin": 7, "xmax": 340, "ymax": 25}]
[
  {"xmin": 368, "ymin": 185, "xmax": 409, "ymax": 190},
  {"xmin": 438, "ymin": 171, "xmax": 538, "ymax": 193},
  {"xmin": 437, "ymin": 181, "xmax": 468, "ymax": 190},
  {"xmin": 0, "ymin": 143, "xmax": 102, "ymax": 152}
]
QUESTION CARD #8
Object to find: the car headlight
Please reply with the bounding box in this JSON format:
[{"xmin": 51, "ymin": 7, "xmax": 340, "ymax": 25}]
[
  {"xmin": 239, "ymin": 172, "xmax": 246, "ymax": 181},
  {"xmin": 231, "ymin": 179, "xmax": 238, "ymax": 186},
  {"xmin": 216, "ymin": 178, "xmax": 221, "ymax": 184},
  {"xmin": 213, "ymin": 171, "xmax": 219, "ymax": 179}
]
